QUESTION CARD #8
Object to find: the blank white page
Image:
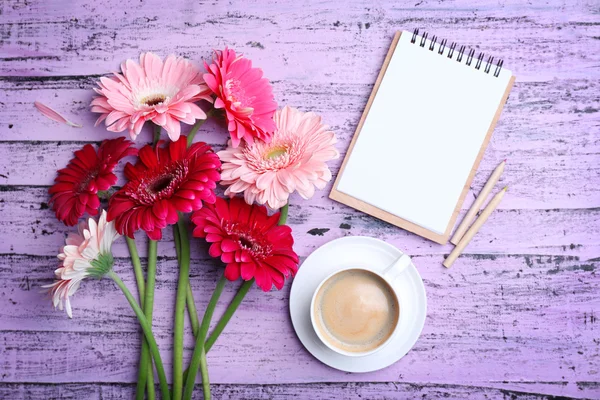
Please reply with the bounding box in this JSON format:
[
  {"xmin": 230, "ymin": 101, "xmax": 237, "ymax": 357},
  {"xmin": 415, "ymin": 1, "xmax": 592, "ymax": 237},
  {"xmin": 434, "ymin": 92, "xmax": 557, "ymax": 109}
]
[{"xmin": 337, "ymin": 31, "xmax": 512, "ymax": 235}]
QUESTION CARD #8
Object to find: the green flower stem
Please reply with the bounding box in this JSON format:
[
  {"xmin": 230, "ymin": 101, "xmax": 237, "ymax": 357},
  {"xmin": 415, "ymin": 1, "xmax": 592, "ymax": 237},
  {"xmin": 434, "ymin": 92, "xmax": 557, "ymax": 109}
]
[
  {"xmin": 187, "ymin": 109, "xmax": 214, "ymax": 147},
  {"xmin": 146, "ymin": 354, "xmax": 156, "ymax": 400},
  {"xmin": 174, "ymin": 224, "xmax": 198, "ymax": 388},
  {"xmin": 203, "ymin": 203, "xmax": 290, "ymax": 352},
  {"xmin": 182, "ymin": 275, "xmax": 227, "ymax": 400},
  {"xmin": 126, "ymin": 237, "xmax": 146, "ymax": 305},
  {"xmin": 128, "ymin": 237, "xmax": 156, "ymax": 400},
  {"xmin": 278, "ymin": 202, "xmax": 289, "ymax": 225},
  {"xmin": 153, "ymin": 124, "xmax": 161, "ymax": 145},
  {"xmin": 177, "ymin": 108, "xmax": 211, "ymax": 392},
  {"xmin": 173, "ymin": 218, "xmax": 191, "ymax": 400},
  {"xmin": 204, "ymin": 278, "xmax": 253, "ymax": 352},
  {"xmin": 174, "ymin": 225, "xmax": 200, "ymax": 336},
  {"xmin": 109, "ymin": 271, "xmax": 170, "ymax": 400},
  {"xmin": 186, "ymin": 284, "xmax": 200, "ymax": 336},
  {"xmin": 136, "ymin": 239, "xmax": 158, "ymax": 399},
  {"xmin": 146, "ymin": 240, "xmax": 158, "ymax": 400},
  {"xmin": 198, "ymin": 346, "xmax": 210, "ymax": 398},
  {"xmin": 173, "ymin": 224, "xmax": 181, "ymax": 259}
]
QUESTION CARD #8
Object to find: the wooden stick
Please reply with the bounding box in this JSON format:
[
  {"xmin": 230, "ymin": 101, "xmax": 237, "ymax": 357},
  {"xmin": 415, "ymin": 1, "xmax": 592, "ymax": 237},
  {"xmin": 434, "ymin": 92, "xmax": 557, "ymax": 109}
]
[
  {"xmin": 451, "ymin": 160, "xmax": 506, "ymax": 245},
  {"xmin": 443, "ymin": 187, "xmax": 507, "ymax": 268}
]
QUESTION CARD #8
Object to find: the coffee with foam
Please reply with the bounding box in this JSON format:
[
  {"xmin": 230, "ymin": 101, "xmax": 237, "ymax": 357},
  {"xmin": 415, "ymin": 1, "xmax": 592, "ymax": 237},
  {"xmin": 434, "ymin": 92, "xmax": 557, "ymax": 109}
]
[{"xmin": 313, "ymin": 269, "xmax": 400, "ymax": 353}]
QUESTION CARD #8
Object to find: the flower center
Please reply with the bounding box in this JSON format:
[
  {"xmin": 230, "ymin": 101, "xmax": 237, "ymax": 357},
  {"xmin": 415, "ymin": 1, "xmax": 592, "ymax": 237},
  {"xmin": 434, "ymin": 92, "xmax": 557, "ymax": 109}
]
[
  {"xmin": 224, "ymin": 222, "xmax": 273, "ymax": 260},
  {"xmin": 128, "ymin": 161, "xmax": 189, "ymax": 205},
  {"xmin": 141, "ymin": 94, "xmax": 167, "ymax": 106},
  {"xmin": 265, "ymin": 146, "xmax": 287, "ymax": 160},
  {"xmin": 225, "ymin": 79, "xmax": 254, "ymax": 107},
  {"xmin": 147, "ymin": 174, "xmax": 174, "ymax": 194},
  {"xmin": 239, "ymin": 236, "xmax": 254, "ymax": 249},
  {"xmin": 245, "ymin": 139, "xmax": 305, "ymax": 173},
  {"xmin": 79, "ymin": 171, "xmax": 99, "ymax": 192}
]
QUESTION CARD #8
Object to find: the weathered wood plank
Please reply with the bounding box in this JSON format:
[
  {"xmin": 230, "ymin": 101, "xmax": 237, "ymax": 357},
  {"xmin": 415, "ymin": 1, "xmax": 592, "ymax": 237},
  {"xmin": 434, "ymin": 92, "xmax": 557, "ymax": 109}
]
[
  {"xmin": 0, "ymin": 0, "xmax": 598, "ymax": 80},
  {"xmin": 4, "ymin": 253, "xmax": 599, "ymax": 334},
  {"xmin": 1, "ymin": 382, "xmax": 598, "ymax": 400},
  {"xmin": 0, "ymin": 186, "xmax": 598, "ymax": 258},
  {"xmin": 1, "ymin": 253, "xmax": 598, "ymax": 397},
  {"xmin": 2, "ymin": 78, "xmax": 599, "ymax": 154},
  {"xmin": 1, "ymin": 140, "xmax": 598, "ymax": 210}
]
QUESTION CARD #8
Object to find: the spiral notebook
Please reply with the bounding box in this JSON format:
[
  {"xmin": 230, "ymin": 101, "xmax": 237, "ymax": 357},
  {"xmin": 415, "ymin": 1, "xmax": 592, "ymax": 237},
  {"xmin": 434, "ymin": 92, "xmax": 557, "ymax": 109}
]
[{"xmin": 330, "ymin": 30, "xmax": 515, "ymax": 244}]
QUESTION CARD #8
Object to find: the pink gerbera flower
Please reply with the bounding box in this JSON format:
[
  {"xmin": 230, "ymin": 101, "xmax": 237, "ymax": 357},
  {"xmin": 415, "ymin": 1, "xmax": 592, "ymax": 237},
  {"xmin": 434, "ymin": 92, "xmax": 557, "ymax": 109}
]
[
  {"xmin": 218, "ymin": 106, "xmax": 339, "ymax": 209},
  {"xmin": 91, "ymin": 52, "xmax": 212, "ymax": 141},
  {"xmin": 191, "ymin": 197, "xmax": 299, "ymax": 291},
  {"xmin": 108, "ymin": 136, "xmax": 221, "ymax": 240},
  {"xmin": 203, "ymin": 48, "xmax": 277, "ymax": 148}
]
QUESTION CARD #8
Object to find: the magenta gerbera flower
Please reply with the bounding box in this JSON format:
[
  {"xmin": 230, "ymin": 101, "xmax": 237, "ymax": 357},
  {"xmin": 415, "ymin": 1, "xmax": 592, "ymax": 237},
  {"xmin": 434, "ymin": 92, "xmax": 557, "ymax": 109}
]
[
  {"xmin": 91, "ymin": 52, "xmax": 212, "ymax": 141},
  {"xmin": 191, "ymin": 197, "xmax": 299, "ymax": 291},
  {"xmin": 107, "ymin": 136, "xmax": 221, "ymax": 240},
  {"xmin": 203, "ymin": 48, "xmax": 277, "ymax": 148},
  {"xmin": 49, "ymin": 137, "xmax": 137, "ymax": 226}
]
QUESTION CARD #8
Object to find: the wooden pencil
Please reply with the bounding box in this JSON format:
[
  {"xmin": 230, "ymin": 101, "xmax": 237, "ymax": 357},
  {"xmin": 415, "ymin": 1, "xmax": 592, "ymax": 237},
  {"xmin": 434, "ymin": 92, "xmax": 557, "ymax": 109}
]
[
  {"xmin": 450, "ymin": 160, "xmax": 506, "ymax": 245},
  {"xmin": 443, "ymin": 187, "xmax": 507, "ymax": 268}
]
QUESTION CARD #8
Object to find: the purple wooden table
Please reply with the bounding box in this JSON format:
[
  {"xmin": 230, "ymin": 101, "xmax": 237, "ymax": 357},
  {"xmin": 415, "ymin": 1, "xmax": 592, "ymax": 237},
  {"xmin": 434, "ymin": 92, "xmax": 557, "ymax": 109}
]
[{"xmin": 1, "ymin": 0, "xmax": 599, "ymax": 399}]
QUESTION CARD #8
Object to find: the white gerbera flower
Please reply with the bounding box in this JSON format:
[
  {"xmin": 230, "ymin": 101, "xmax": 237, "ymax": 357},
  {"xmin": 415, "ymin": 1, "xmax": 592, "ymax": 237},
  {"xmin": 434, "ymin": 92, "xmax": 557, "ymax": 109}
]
[{"xmin": 43, "ymin": 210, "xmax": 120, "ymax": 318}]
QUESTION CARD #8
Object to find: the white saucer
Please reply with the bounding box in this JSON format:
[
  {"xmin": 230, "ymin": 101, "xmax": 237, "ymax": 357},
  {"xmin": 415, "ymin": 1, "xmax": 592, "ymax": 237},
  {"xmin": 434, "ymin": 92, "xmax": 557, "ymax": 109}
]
[{"xmin": 289, "ymin": 236, "xmax": 427, "ymax": 373}]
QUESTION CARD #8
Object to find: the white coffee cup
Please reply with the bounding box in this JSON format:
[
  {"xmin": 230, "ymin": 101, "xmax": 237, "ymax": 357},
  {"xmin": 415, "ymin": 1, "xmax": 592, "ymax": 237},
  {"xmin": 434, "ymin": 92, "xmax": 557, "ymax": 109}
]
[{"xmin": 309, "ymin": 253, "xmax": 412, "ymax": 357}]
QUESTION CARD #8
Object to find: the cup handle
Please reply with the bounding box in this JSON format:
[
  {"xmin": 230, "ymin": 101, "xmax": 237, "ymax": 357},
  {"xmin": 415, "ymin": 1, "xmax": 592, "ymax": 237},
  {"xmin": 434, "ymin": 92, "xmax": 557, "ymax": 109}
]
[{"xmin": 382, "ymin": 254, "xmax": 412, "ymax": 282}]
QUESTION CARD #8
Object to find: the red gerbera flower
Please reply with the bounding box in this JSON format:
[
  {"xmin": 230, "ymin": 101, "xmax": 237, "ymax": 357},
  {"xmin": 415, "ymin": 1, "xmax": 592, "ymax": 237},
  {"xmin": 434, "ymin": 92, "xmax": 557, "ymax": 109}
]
[
  {"xmin": 203, "ymin": 48, "xmax": 277, "ymax": 148},
  {"xmin": 49, "ymin": 137, "xmax": 136, "ymax": 226},
  {"xmin": 108, "ymin": 136, "xmax": 221, "ymax": 240},
  {"xmin": 191, "ymin": 197, "xmax": 299, "ymax": 291}
]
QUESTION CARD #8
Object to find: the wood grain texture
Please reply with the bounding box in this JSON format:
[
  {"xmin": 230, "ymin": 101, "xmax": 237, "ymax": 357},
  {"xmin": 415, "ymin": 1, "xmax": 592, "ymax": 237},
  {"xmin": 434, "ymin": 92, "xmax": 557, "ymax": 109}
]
[
  {"xmin": 1, "ymin": 253, "xmax": 599, "ymax": 397},
  {"xmin": 1, "ymin": 0, "xmax": 599, "ymax": 398},
  {"xmin": 2, "ymin": 187, "xmax": 600, "ymax": 259},
  {"xmin": 3, "ymin": 382, "xmax": 599, "ymax": 400}
]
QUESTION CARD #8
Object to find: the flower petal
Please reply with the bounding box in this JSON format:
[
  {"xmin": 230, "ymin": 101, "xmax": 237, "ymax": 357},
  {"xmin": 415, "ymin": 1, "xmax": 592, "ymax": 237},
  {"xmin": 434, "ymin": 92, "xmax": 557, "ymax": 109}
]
[{"xmin": 34, "ymin": 101, "xmax": 82, "ymax": 128}]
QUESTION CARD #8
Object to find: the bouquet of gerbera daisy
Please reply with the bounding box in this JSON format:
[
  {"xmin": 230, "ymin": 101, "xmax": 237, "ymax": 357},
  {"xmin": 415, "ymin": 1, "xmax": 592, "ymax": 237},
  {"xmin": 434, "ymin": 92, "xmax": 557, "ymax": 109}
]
[{"xmin": 41, "ymin": 48, "xmax": 338, "ymax": 400}]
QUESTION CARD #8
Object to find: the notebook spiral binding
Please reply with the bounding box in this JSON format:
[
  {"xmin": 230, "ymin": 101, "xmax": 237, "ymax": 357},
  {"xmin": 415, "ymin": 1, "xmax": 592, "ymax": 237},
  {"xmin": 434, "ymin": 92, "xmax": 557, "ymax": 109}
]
[{"xmin": 411, "ymin": 28, "xmax": 504, "ymax": 77}]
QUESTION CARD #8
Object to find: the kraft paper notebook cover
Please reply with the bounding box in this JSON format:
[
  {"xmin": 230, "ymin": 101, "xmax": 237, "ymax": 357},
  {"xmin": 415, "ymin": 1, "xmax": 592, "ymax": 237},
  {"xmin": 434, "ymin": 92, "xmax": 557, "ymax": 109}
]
[{"xmin": 330, "ymin": 30, "xmax": 515, "ymax": 244}]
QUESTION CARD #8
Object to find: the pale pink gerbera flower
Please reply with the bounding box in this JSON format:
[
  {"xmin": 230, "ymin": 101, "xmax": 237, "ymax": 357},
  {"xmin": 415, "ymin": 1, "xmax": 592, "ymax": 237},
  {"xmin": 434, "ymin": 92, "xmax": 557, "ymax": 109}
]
[
  {"xmin": 203, "ymin": 48, "xmax": 277, "ymax": 148},
  {"xmin": 219, "ymin": 106, "xmax": 339, "ymax": 209},
  {"xmin": 91, "ymin": 52, "xmax": 212, "ymax": 141},
  {"xmin": 42, "ymin": 210, "xmax": 120, "ymax": 318}
]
